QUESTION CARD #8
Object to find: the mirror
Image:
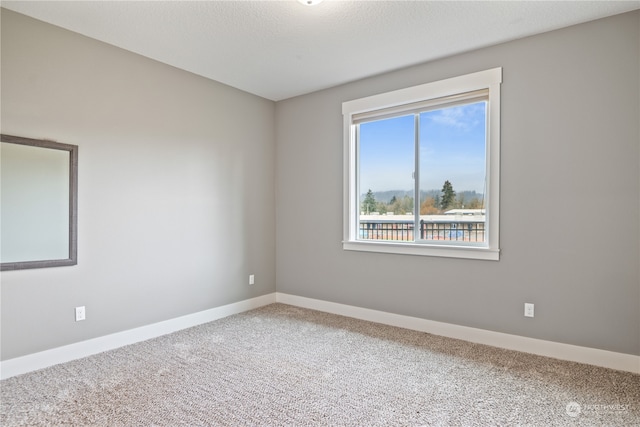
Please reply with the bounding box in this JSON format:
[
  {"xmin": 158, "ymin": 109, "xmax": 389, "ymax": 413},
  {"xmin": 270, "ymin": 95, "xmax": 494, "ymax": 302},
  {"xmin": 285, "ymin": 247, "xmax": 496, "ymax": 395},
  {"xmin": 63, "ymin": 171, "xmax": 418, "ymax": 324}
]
[{"xmin": 1, "ymin": 134, "xmax": 78, "ymax": 270}]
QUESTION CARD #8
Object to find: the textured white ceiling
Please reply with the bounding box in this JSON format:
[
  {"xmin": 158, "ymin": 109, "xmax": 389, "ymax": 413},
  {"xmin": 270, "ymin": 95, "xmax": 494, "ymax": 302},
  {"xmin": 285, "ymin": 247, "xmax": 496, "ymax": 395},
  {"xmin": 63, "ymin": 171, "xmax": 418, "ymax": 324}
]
[{"xmin": 2, "ymin": 1, "xmax": 639, "ymax": 101}]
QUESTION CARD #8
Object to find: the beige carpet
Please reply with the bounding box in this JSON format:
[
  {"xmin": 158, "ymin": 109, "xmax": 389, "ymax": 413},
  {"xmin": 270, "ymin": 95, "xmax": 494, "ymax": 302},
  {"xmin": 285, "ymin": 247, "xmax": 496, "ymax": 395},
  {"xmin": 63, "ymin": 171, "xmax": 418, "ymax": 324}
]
[{"xmin": 1, "ymin": 303, "xmax": 639, "ymax": 426}]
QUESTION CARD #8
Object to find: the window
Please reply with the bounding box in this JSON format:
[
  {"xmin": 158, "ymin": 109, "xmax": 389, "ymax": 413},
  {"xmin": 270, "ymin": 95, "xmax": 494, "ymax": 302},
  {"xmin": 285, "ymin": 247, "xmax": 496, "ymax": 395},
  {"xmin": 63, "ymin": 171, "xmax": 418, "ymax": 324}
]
[{"xmin": 342, "ymin": 68, "xmax": 501, "ymax": 260}]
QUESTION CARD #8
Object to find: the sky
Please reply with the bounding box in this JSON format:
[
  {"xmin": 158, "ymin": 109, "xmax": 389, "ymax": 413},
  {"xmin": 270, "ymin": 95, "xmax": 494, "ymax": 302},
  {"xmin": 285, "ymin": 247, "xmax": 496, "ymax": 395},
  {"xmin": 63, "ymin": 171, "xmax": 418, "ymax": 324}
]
[{"xmin": 359, "ymin": 101, "xmax": 487, "ymax": 197}]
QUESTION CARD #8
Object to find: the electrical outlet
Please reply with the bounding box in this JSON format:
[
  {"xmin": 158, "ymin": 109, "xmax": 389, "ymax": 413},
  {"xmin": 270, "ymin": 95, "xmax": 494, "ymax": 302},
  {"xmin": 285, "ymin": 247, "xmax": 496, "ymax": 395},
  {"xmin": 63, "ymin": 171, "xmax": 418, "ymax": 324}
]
[
  {"xmin": 249, "ymin": 274, "xmax": 255, "ymax": 285},
  {"xmin": 524, "ymin": 303, "xmax": 534, "ymax": 318},
  {"xmin": 75, "ymin": 306, "xmax": 86, "ymax": 322}
]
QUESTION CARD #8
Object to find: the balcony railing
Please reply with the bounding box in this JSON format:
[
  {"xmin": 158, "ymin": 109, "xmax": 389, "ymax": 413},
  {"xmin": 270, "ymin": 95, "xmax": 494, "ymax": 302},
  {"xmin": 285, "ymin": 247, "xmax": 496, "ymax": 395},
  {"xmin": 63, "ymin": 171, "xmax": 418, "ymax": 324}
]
[
  {"xmin": 359, "ymin": 217, "xmax": 485, "ymax": 243},
  {"xmin": 419, "ymin": 220, "xmax": 485, "ymax": 242}
]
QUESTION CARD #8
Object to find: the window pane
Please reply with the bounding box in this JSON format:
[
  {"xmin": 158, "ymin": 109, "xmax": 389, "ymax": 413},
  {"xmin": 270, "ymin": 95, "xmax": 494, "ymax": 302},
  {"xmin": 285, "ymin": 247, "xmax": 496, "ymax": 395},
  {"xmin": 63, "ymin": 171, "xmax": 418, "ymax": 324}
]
[
  {"xmin": 418, "ymin": 101, "xmax": 487, "ymax": 243},
  {"xmin": 358, "ymin": 115, "xmax": 415, "ymax": 241}
]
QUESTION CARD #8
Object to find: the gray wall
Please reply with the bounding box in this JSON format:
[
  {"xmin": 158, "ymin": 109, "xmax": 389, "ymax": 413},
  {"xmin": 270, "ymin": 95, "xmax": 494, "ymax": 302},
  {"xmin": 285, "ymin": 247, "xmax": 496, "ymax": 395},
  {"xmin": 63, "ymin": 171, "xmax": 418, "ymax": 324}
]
[
  {"xmin": 1, "ymin": 9, "xmax": 276, "ymax": 360},
  {"xmin": 276, "ymin": 11, "xmax": 640, "ymax": 355},
  {"xmin": 2, "ymin": 8, "xmax": 638, "ymax": 362}
]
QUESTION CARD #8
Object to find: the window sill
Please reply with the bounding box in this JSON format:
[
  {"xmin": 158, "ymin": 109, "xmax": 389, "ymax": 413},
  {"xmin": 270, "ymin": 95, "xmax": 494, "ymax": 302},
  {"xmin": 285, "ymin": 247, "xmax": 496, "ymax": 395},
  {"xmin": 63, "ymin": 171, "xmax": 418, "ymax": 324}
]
[{"xmin": 343, "ymin": 240, "xmax": 500, "ymax": 261}]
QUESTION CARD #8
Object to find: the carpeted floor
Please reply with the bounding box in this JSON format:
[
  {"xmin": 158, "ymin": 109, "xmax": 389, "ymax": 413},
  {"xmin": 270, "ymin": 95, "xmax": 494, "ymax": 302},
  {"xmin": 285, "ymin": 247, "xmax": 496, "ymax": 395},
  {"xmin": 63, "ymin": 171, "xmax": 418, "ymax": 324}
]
[{"xmin": 1, "ymin": 303, "xmax": 639, "ymax": 426}]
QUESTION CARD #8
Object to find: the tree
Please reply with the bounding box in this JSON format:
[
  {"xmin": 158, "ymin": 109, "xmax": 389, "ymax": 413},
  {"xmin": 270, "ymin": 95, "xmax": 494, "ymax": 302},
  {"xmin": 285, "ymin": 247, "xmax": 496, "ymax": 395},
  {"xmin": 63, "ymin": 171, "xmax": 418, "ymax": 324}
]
[
  {"xmin": 467, "ymin": 197, "xmax": 483, "ymax": 209},
  {"xmin": 362, "ymin": 189, "xmax": 376, "ymax": 214},
  {"xmin": 420, "ymin": 197, "xmax": 440, "ymax": 215},
  {"xmin": 397, "ymin": 195, "xmax": 413, "ymax": 214},
  {"xmin": 440, "ymin": 180, "xmax": 456, "ymax": 211}
]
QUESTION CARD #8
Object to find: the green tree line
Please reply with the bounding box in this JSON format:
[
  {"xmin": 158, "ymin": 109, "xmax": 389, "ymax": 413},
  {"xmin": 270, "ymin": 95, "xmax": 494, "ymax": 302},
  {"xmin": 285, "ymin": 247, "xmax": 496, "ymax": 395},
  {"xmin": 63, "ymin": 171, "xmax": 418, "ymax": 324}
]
[{"xmin": 361, "ymin": 180, "xmax": 483, "ymax": 215}]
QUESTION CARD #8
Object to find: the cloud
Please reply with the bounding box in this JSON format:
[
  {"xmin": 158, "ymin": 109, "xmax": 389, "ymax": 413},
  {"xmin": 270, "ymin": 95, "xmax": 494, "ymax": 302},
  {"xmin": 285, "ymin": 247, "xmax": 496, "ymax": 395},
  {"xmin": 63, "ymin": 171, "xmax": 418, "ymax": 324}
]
[{"xmin": 425, "ymin": 102, "xmax": 485, "ymax": 131}]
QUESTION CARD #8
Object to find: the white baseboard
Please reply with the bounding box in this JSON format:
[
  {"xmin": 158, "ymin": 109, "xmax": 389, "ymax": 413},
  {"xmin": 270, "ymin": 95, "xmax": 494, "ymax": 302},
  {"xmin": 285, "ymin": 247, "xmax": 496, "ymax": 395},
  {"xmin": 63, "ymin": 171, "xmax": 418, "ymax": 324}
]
[
  {"xmin": 3, "ymin": 292, "xmax": 638, "ymax": 379},
  {"xmin": 0, "ymin": 293, "xmax": 276, "ymax": 380},
  {"xmin": 276, "ymin": 292, "xmax": 640, "ymax": 374}
]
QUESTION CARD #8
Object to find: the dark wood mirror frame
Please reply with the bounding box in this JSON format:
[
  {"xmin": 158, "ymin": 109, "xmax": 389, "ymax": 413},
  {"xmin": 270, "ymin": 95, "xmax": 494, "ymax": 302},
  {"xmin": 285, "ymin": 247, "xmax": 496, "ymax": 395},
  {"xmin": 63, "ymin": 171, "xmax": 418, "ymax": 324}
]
[{"xmin": 1, "ymin": 134, "xmax": 78, "ymax": 271}]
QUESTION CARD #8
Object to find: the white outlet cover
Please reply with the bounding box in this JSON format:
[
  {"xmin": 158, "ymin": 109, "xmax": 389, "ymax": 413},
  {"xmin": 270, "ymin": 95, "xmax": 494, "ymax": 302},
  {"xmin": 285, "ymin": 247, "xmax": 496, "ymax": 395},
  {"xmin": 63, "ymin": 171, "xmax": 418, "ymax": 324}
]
[
  {"xmin": 524, "ymin": 303, "xmax": 534, "ymax": 317},
  {"xmin": 75, "ymin": 306, "xmax": 86, "ymax": 321}
]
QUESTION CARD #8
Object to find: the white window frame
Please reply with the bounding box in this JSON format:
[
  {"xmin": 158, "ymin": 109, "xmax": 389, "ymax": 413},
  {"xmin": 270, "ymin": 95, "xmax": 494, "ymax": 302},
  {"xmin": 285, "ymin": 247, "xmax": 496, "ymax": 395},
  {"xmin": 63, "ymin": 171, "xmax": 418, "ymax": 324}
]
[{"xmin": 342, "ymin": 68, "xmax": 502, "ymax": 261}]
